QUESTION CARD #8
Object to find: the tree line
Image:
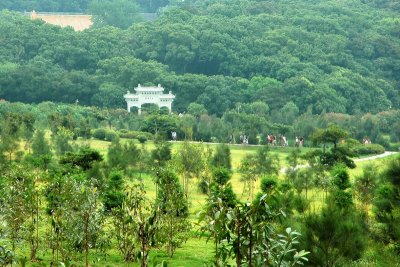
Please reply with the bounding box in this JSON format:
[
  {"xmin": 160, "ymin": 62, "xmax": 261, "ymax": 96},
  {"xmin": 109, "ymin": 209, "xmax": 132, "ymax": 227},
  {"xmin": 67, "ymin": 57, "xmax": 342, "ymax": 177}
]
[{"xmin": 0, "ymin": 101, "xmax": 398, "ymax": 153}]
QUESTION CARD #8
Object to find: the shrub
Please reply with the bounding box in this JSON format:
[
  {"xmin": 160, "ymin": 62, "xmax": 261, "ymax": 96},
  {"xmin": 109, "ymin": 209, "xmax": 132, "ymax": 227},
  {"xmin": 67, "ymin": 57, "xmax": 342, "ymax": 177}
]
[
  {"xmin": 105, "ymin": 131, "xmax": 118, "ymax": 142},
  {"xmin": 260, "ymin": 176, "xmax": 278, "ymax": 193},
  {"xmin": 376, "ymin": 135, "xmax": 390, "ymax": 149},
  {"xmin": 387, "ymin": 142, "xmax": 400, "ymax": 152},
  {"xmin": 92, "ymin": 128, "xmax": 106, "ymax": 140},
  {"xmin": 118, "ymin": 130, "xmax": 153, "ymax": 140},
  {"xmin": 352, "ymin": 144, "xmax": 385, "ymax": 155},
  {"xmin": 137, "ymin": 135, "xmax": 148, "ymax": 144}
]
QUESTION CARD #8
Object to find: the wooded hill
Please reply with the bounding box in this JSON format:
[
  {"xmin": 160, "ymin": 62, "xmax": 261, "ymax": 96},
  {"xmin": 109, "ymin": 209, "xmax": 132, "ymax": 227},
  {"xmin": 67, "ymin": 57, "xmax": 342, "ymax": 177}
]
[{"xmin": 0, "ymin": 0, "xmax": 399, "ymax": 115}]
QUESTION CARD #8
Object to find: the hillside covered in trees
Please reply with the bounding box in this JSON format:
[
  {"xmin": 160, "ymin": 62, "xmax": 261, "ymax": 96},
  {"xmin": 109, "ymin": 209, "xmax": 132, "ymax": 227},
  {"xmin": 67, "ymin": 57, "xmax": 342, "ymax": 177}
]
[{"xmin": 0, "ymin": 0, "xmax": 399, "ymax": 116}]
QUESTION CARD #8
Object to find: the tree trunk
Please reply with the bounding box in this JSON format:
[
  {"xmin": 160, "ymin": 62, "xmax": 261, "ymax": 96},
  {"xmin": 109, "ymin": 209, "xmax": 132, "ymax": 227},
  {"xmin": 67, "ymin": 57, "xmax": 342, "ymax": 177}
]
[
  {"xmin": 215, "ymin": 239, "xmax": 219, "ymax": 267},
  {"xmin": 169, "ymin": 214, "xmax": 173, "ymax": 257},
  {"xmin": 31, "ymin": 192, "xmax": 40, "ymax": 262},
  {"xmin": 85, "ymin": 213, "xmax": 89, "ymax": 267},
  {"xmin": 249, "ymin": 227, "xmax": 253, "ymax": 267},
  {"xmin": 236, "ymin": 215, "xmax": 242, "ymax": 267},
  {"xmin": 141, "ymin": 241, "xmax": 148, "ymax": 267}
]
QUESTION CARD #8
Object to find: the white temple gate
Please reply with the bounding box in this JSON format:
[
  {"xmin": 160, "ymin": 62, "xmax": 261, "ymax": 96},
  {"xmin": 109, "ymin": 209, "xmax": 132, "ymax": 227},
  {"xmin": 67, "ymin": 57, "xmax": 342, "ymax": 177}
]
[{"xmin": 124, "ymin": 84, "xmax": 175, "ymax": 115}]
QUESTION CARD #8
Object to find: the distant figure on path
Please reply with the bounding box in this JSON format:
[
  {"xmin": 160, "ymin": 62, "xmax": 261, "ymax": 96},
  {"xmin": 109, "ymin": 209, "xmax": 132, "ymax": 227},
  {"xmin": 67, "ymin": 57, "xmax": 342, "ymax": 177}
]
[{"xmin": 171, "ymin": 131, "xmax": 177, "ymax": 141}]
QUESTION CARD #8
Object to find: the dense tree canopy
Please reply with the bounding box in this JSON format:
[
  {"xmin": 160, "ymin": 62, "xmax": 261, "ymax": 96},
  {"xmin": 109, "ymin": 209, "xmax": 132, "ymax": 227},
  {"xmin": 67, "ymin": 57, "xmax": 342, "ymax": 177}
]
[{"xmin": 0, "ymin": 0, "xmax": 399, "ymax": 116}]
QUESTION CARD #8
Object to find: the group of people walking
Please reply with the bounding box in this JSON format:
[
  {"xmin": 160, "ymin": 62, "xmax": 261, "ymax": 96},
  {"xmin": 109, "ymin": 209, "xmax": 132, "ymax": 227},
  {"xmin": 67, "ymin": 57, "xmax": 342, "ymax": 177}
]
[
  {"xmin": 229, "ymin": 133, "xmax": 305, "ymax": 147},
  {"xmin": 295, "ymin": 136, "xmax": 305, "ymax": 147},
  {"xmin": 267, "ymin": 134, "xmax": 289, "ymax": 146}
]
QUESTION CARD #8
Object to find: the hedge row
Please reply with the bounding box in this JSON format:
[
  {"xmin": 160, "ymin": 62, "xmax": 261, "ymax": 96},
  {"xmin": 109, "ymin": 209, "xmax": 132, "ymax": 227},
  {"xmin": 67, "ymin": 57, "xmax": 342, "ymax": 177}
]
[
  {"xmin": 91, "ymin": 128, "xmax": 153, "ymax": 142},
  {"xmin": 351, "ymin": 144, "xmax": 385, "ymax": 155}
]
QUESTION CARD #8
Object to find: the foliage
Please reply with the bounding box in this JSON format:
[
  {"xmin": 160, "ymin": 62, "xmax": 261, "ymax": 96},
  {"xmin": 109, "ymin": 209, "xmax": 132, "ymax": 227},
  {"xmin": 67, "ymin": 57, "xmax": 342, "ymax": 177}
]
[
  {"xmin": 373, "ymin": 156, "xmax": 400, "ymax": 248},
  {"xmin": 350, "ymin": 144, "xmax": 385, "ymax": 156},
  {"xmin": 92, "ymin": 128, "xmax": 107, "ymax": 140},
  {"xmin": 151, "ymin": 141, "xmax": 172, "ymax": 168},
  {"xmin": 354, "ymin": 164, "xmax": 379, "ymax": 211},
  {"xmin": 60, "ymin": 147, "xmax": 103, "ymax": 171},
  {"xmin": 31, "ymin": 129, "xmax": 51, "ymax": 157},
  {"xmin": 124, "ymin": 182, "xmax": 159, "ymax": 267},
  {"xmin": 53, "ymin": 127, "xmax": 74, "ymax": 157},
  {"xmin": 105, "ymin": 130, "xmax": 118, "ymax": 142},
  {"xmin": 107, "ymin": 137, "xmax": 125, "ymax": 170},
  {"xmin": 303, "ymin": 195, "xmax": 367, "ymax": 266},
  {"xmin": 155, "ymin": 168, "xmax": 190, "ymax": 257},
  {"xmin": 199, "ymin": 177, "xmax": 308, "ymax": 267},
  {"xmin": 0, "ymin": 246, "xmax": 14, "ymax": 267},
  {"xmin": 312, "ymin": 124, "xmax": 349, "ymax": 149},
  {"xmin": 0, "ymin": 0, "xmax": 399, "ymax": 115},
  {"xmin": 174, "ymin": 142, "xmax": 205, "ymax": 197},
  {"xmin": 211, "ymin": 144, "xmax": 231, "ymax": 170},
  {"xmin": 89, "ymin": 0, "xmax": 143, "ymax": 29},
  {"xmin": 1, "ymin": 165, "xmax": 34, "ymax": 251},
  {"xmin": 240, "ymin": 146, "xmax": 280, "ymax": 199},
  {"xmin": 331, "ymin": 164, "xmax": 351, "ymax": 190},
  {"xmin": 103, "ymin": 170, "xmax": 125, "ymax": 212}
]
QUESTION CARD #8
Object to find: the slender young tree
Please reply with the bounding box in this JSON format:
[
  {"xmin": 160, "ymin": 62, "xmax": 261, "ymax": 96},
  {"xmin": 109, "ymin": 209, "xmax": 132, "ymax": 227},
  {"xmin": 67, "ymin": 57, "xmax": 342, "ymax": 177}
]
[
  {"xmin": 53, "ymin": 127, "xmax": 73, "ymax": 158},
  {"xmin": 125, "ymin": 183, "xmax": 159, "ymax": 267},
  {"xmin": 103, "ymin": 170, "xmax": 125, "ymax": 212},
  {"xmin": 155, "ymin": 168, "xmax": 191, "ymax": 257},
  {"xmin": 31, "ymin": 129, "xmax": 52, "ymax": 169},
  {"xmin": 211, "ymin": 144, "xmax": 232, "ymax": 170},
  {"xmin": 199, "ymin": 168, "xmax": 237, "ymax": 266},
  {"xmin": 107, "ymin": 137, "xmax": 125, "ymax": 170},
  {"xmin": 373, "ymin": 156, "xmax": 400, "ymax": 246},
  {"xmin": 112, "ymin": 199, "xmax": 138, "ymax": 263},
  {"xmin": 175, "ymin": 142, "xmax": 205, "ymax": 198},
  {"xmin": 1, "ymin": 165, "xmax": 32, "ymax": 251},
  {"xmin": 75, "ymin": 179, "xmax": 105, "ymax": 267},
  {"xmin": 240, "ymin": 146, "xmax": 279, "ymax": 199},
  {"xmin": 303, "ymin": 166, "xmax": 366, "ymax": 266}
]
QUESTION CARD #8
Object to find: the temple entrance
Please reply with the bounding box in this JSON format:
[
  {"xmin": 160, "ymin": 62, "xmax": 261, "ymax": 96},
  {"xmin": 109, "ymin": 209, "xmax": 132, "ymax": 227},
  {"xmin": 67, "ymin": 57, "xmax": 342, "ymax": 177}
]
[{"xmin": 124, "ymin": 84, "xmax": 175, "ymax": 115}]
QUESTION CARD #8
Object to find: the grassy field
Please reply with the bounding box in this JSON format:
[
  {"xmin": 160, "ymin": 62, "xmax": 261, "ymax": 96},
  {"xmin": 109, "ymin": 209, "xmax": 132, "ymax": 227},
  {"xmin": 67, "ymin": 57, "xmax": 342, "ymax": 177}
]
[{"xmin": 11, "ymin": 139, "xmax": 399, "ymax": 266}]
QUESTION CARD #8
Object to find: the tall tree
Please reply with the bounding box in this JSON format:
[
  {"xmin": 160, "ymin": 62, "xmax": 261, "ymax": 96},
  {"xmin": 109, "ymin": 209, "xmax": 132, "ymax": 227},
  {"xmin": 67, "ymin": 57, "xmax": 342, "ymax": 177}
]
[{"xmin": 89, "ymin": 0, "xmax": 143, "ymax": 29}]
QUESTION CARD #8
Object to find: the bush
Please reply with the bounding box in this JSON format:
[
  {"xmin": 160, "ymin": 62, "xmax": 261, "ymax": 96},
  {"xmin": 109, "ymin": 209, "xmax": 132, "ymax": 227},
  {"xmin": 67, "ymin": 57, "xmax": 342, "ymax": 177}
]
[
  {"xmin": 352, "ymin": 144, "xmax": 385, "ymax": 155},
  {"xmin": 260, "ymin": 176, "xmax": 278, "ymax": 193},
  {"xmin": 105, "ymin": 131, "xmax": 118, "ymax": 142},
  {"xmin": 376, "ymin": 135, "xmax": 390, "ymax": 149},
  {"xmin": 92, "ymin": 128, "xmax": 106, "ymax": 140},
  {"xmin": 137, "ymin": 135, "xmax": 148, "ymax": 144},
  {"xmin": 118, "ymin": 130, "xmax": 153, "ymax": 140},
  {"xmin": 386, "ymin": 142, "xmax": 400, "ymax": 152}
]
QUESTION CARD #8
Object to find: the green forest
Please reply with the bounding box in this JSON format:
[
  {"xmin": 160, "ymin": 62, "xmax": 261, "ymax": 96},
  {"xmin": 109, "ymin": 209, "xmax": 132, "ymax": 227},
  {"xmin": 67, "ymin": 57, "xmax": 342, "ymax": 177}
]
[
  {"xmin": 0, "ymin": 0, "xmax": 399, "ymax": 115},
  {"xmin": 0, "ymin": 0, "xmax": 400, "ymax": 266}
]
